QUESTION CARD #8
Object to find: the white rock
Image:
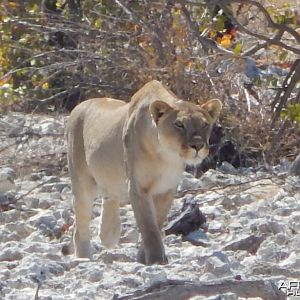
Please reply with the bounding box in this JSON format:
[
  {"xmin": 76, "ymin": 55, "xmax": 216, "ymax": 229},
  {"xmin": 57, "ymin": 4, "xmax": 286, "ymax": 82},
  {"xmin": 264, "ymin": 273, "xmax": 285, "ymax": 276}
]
[
  {"xmin": 4, "ymin": 222, "xmax": 34, "ymax": 239},
  {"xmin": 257, "ymin": 240, "xmax": 289, "ymax": 262},
  {"xmin": 87, "ymin": 267, "xmax": 104, "ymax": 282},
  {"xmin": 30, "ymin": 212, "xmax": 57, "ymax": 230},
  {"xmin": 204, "ymin": 256, "xmax": 231, "ymax": 276},
  {"xmin": 208, "ymin": 220, "xmax": 225, "ymax": 234},
  {"xmin": 33, "ymin": 119, "xmax": 64, "ymax": 136},
  {"xmin": 140, "ymin": 266, "xmax": 167, "ymax": 285},
  {"xmin": 289, "ymin": 211, "xmax": 300, "ymax": 233},
  {"xmin": 0, "ymin": 168, "xmax": 16, "ymax": 193},
  {"xmin": 121, "ymin": 228, "xmax": 139, "ymax": 243},
  {"xmin": 0, "ymin": 248, "xmax": 23, "ymax": 262},
  {"xmin": 218, "ymin": 161, "xmax": 238, "ymax": 175},
  {"xmin": 274, "ymin": 233, "xmax": 288, "ymax": 245},
  {"xmin": 256, "ymin": 219, "xmax": 285, "ymax": 234},
  {"xmin": 177, "ymin": 176, "xmax": 201, "ymax": 192},
  {"xmin": 290, "ymin": 233, "xmax": 300, "ymax": 251},
  {"xmin": 279, "ymin": 252, "xmax": 300, "ymax": 269}
]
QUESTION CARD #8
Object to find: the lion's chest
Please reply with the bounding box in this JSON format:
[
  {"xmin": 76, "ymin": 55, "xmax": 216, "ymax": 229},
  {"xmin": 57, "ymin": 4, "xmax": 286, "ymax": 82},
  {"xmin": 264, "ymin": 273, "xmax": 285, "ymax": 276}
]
[
  {"xmin": 151, "ymin": 164, "xmax": 183, "ymax": 195},
  {"xmin": 136, "ymin": 151, "xmax": 184, "ymax": 196}
]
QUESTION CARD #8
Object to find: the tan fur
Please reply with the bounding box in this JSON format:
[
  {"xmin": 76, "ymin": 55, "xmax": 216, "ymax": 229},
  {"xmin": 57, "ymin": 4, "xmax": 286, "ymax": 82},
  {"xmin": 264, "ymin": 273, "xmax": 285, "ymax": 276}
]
[{"xmin": 66, "ymin": 80, "xmax": 222, "ymax": 264}]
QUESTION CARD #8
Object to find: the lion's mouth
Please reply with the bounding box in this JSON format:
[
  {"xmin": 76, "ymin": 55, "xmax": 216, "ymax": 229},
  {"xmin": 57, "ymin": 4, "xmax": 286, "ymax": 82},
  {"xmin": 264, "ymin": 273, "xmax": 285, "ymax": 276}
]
[{"xmin": 182, "ymin": 146, "xmax": 209, "ymax": 165}]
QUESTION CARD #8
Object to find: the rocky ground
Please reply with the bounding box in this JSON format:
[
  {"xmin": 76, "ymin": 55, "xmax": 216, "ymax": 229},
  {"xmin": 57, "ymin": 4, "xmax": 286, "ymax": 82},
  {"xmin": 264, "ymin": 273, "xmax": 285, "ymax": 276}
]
[{"xmin": 0, "ymin": 112, "xmax": 299, "ymax": 300}]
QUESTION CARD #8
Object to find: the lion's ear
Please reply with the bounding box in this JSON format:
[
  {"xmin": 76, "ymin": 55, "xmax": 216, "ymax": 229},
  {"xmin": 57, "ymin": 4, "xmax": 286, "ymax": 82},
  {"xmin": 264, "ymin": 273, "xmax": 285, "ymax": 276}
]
[
  {"xmin": 150, "ymin": 101, "xmax": 173, "ymax": 124},
  {"xmin": 201, "ymin": 99, "xmax": 222, "ymax": 122}
]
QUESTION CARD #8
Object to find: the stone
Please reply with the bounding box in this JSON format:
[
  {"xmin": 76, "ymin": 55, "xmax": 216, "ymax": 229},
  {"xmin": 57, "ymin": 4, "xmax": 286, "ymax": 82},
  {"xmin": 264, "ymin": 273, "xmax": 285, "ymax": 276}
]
[
  {"xmin": 4, "ymin": 222, "xmax": 34, "ymax": 239},
  {"xmin": 223, "ymin": 235, "xmax": 265, "ymax": 254},
  {"xmin": 256, "ymin": 219, "xmax": 284, "ymax": 235},
  {"xmin": 140, "ymin": 266, "xmax": 167, "ymax": 285},
  {"xmin": 289, "ymin": 211, "xmax": 300, "ymax": 233},
  {"xmin": 0, "ymin": 192, "xmax": 17, "ymax": 207},
  {"xmin": 165, "ymin": 202, "xmax": 206, "ymax": 237},
  {"xmin": 221, "ymin": 197, "xmax": 236, "ymax": 210},
  {"xmin": 208, "ymin": 220, "xmax": 225, "ymax": 234},
  {"xmin": 218, "ymin": 161, "xmax": 238, "ymax": 175},
  {"xmin": 0, "ymin": 168, "xmax": 16, "ymax": 193},
  {"xmin": 279, "ymin": 251, "xmax": 300, "ymax": 269},
  {"xmin": 0, "ymin": 248, "xmax": 23, "ymax": 262},
  {"xmin": 33, "ymin": 119, "xmax": 64, "ymax": 136},
  {"xmin": 25, "ymin": 197, "xmax": 39, "ymax": 209},
  {"xmin": 87, "ymin": 267, "xmax": 105, "ymax": 282},
  {"xmin": 99, "ymin": 247, "xmax": 136, "ymax": 264},
  {"xmin": 204, "ymin": 256, "xmax": 231, "ymax": 276},
  {"xmin": 200, "ymin": 169, "xmax": 241, "ymax": 187},
  {"xmin": 121, "ymin": 228, "xmax": 139, "ymax": 244},
  {"xmin": 231, "ymin": 194, "xmax": 256, "ymax": 207},
  {"xmin": 38, "ymin": 197, "xmax": 53, "ymax": 209},
  {"xmin": 290, "ymin": 233, "xmax": 300, "ymax": 251},
  {"xmin": 31, "ymin": 213, "xmax": 57, "ymax": 229},
  {"xmin": 177, "ymin": 173, "xmax": 201, "ymax": 192},
  {"xmin": 274, "ymin": 233, "xmax": 288, "ymax": 246},
  {"xmin": 284, "ymin": 176, "xmax": 300, "ymax": 193},
  {"xmin": 182, "ymin": 230, "xmax": 210, "ymax": 247},
  {"xmin": 289, "ymin": 153, "xmax": 300, "ymax": 176},
  {"xmin": 257, "ymin": 240, "xmax": 289, "ymax": 262}
]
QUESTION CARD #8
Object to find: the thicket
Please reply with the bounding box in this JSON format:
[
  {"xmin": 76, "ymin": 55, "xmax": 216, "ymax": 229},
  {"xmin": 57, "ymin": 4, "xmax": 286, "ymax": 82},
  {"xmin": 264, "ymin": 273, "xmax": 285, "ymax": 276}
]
[{"xmin": 0, "ymin": 0, "xmax": 299, "ymax": 164}]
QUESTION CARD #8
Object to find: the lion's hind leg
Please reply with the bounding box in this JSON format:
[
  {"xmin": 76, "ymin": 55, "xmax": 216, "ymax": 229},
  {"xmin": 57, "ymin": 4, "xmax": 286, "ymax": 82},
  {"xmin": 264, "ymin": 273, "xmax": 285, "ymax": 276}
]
[
  {"xmin": 99, "ymin": 198, "xmax": 121, "ymax": 249},
  {"xmin": 72, "ymin": 176, "xmax": 97, "ymax": 259}
]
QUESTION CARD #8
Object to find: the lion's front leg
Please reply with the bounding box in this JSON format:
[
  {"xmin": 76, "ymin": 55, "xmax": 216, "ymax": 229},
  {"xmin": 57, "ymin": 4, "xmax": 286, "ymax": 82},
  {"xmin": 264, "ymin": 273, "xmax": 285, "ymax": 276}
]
[
  {"xmin": 129, "ymin": 185, "xmax": 168, "ymax": 265},
  {"xmin": 153, "ymin": 190, "xmax": 175, "ymax": 230},
  {"xmin": 137, "ymin": 190, "xmax": 174, "ymax": 264}
]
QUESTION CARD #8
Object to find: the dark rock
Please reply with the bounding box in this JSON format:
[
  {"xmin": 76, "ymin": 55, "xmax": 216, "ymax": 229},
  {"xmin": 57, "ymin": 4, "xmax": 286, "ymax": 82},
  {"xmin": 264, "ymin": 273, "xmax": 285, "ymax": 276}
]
[
  {"xmin": 222, "ymin": 235, "xmax": 266, "ymax": 254},
  {"xmin": 0, "ymin": 192, "xmax": 17, "ymax": 211},
  {"xmin": 218, "ymin": 161, "xmax": 238, "ymax": 175},
  {"xmin": 164, "ymin": 199, "xmax": 206, "ymax": 236},
  {"xmin": 290, "ymin": 153, "xmax": 300, "ymax": 176},
  {"xmin": 182, "ymin": 230, "xmax": 210, "ymax": 247}
]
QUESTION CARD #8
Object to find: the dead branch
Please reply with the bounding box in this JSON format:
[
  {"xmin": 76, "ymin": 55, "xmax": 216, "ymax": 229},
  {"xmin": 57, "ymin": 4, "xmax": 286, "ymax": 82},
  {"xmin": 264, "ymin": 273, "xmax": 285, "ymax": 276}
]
[
  {"xmin": 15, "ymin": 178, "xmax": 54, "ymax": 202},
  {"xmin": 271, "ymin": 59, "xmax": 300, "ymax": 124},
  {"xmin": 221, "ymin": 0, "xmax": 300, "ymax": 55},
  {"xmin": 179, "ymin": 0, "xmax": 234, "ymax": 55},
  {"xmin": 175, "ymin": 176, "xmax": 275, "ymax": 198},
  {"xmin": 113, "ymin": 278, "xmax": 286, "ymax": 300},
  {"xmin": 235, "ymin": 0, "xmax": 300, "ymax": 43},
  {"xmin": 113, "ymin": 0, "xmax": 167, "ymax": 65}
]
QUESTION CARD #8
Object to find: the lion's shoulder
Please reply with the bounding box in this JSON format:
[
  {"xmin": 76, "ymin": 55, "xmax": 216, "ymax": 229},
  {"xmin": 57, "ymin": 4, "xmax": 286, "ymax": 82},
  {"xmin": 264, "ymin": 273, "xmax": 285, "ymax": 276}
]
[{"xmin": 130, "ymin": 80, "xmax": 177, "ymax": 108}]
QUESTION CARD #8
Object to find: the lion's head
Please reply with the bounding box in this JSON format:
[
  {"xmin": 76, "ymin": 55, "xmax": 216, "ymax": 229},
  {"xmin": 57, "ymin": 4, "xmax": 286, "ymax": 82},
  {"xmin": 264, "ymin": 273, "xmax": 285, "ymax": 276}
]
[{"xmin": 150, "ymin": 99, "xmax": 222, "ymax": 165}]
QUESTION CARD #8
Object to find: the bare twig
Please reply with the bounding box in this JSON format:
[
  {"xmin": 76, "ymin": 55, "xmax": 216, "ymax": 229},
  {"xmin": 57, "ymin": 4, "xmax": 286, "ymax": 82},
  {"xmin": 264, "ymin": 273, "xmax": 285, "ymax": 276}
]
[
  {"xmin": 217, "ymin": 0, "xmax": 300, "ymax": 55},
  {"xmin": 271, "ymin": 59, "xmax": 300, "ymax": 125},
  {"xmin": 34, "ymin": 283, "xmax": 41, "ymax": 300},
  {"xmin": 175, "ymin": 176, "xmax": 274, "ymax": 198},
  {"xmin": 15, "ymin": 178, "xmax": 54, "ymax": 202},
  {"xmin": 113, "ymin": 0, "xmax": 167, "ymax": 65},
  {"xmin": 179, "ymin": 0, "xmax": 234, "ymax": 55}
]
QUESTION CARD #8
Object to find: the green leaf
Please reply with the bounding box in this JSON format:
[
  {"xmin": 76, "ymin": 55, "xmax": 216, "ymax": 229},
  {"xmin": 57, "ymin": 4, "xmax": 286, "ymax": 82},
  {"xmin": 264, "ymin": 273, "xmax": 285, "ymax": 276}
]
[
  {"xmin": 279, "ymin": 50, "xmax": 288, "ymax": 61},
  {"xmin": 233, "ymin": 42, "xmax": 242, "ymax": 55}
]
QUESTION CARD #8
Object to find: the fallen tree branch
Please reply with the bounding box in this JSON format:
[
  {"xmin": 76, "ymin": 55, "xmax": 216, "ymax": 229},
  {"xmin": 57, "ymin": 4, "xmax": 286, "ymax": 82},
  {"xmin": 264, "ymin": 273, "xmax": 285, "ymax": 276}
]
[
  {"xmin": 15, "ymin": 178, "xmax": 54, "ymax": 202},
  {"xmin": 113, "ymin": 278, "xmax": 286, "ymax": 300},
  {"xmin": 175, "ymin": 176, "xmax": 276, "ymax": 198}
]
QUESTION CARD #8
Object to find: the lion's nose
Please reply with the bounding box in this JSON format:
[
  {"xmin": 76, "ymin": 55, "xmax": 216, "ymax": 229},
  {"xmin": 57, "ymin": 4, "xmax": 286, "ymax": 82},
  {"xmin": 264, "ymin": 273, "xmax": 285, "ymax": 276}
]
[{"xmin": 189, "ymin": 142, "xmax": 204, "ymax": 153}]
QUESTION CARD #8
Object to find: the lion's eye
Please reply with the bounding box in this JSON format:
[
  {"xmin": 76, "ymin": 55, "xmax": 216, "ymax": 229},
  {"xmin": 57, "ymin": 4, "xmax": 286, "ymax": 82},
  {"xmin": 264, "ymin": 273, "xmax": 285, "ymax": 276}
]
[
  {"xmin": 202, "ymin": 122, "xmax": 209, "ymax": 129},
  {"xmin": 174, "ymin": 121, "xmax": 185, "ymax": 129}
]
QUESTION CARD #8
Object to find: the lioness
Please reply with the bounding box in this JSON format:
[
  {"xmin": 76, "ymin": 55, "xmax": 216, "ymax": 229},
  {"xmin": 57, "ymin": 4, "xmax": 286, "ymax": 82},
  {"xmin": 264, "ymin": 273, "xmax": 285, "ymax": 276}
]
[{"xmin": 66, "ymin": 80, "xmax": 221, "ymax": 265}]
